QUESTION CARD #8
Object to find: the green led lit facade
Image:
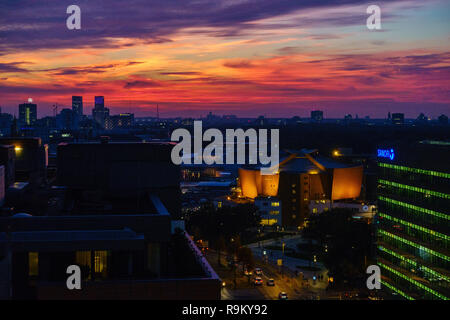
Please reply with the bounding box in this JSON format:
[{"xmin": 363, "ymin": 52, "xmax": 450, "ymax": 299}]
[
  {"xmin": 377, "ymin": 144, "xmax": 450, "ymax": 300},
  {"xmin": 378, "ymin": 162, "xmax": 450, "ymax": 179}
]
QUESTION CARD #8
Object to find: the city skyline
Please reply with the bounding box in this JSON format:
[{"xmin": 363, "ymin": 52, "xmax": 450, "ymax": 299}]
[{"xmin": 0, "ymin": 0, "xmax": 449, "ymax": 118}]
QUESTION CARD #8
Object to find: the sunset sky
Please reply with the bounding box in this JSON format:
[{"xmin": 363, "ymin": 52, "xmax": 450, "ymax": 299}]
[{"xmin": 0, "ymin": 0, "xmax": 449, "ymax": 118}]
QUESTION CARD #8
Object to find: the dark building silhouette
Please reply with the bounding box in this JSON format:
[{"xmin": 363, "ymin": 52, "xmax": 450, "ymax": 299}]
[
  {"xmin": 0, "ymin": 138, "xmax": 47, "ymax": 186},
  {"xmin": 71, "ymin": 96, "xmax": 83, "ymax": 118},
  {"xmin": 0, "ymin": 141, "xmax": 220, "ymax": 299},
  {"xmin": 438, "ymin": 114, "xmax": 448, "ymax": 125},
  {"xmin": 311, "ymin": 110, "xmax": 323, "ymax": 122},
  {"xmin": 92, "ymin": 96, "xmax": 110, "ymax": 129},
  {"xmin": 57, "ymin": 108, "xmax": 74, "ymax": 130},
  {"xmin": 106, "ymin": 113, "xmax": 134, "ymax": 130},
  {"xmin": 392, "ymin": 113, "xmax": 404, "ymax": 125}
]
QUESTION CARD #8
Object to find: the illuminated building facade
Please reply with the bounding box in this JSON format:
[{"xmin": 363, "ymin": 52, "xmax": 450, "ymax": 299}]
[
  {"xmin": 376, "ymin": 141, "xmax": 449, "ymax": 300},
  {"xmin": 239, "ymin": 149, "xmax": 363, "ymax": 227},
  {"xmin": 18, "ymin": 102, "xmax": 37, "ymax": 126},
  {"xmin": 254, "ymin": 196, "xmax": 281, "ymax": 226}
]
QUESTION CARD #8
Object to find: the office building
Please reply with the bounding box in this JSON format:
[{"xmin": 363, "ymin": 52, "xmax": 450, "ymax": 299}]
[
  {"xmin": 18, "ymin": 100, "xmax": 37, "ymax": 126},
  {"xmin": 254, "ymin": 196, "xmax": 282, "ymax": 226},
  {"xmin": 106, "ymin": 113, "xmax": 135, "ymax": 130},
  {"xmin": 0, "ymin": 138, "xmax": 47, "ymax": 186},
  {"xmin": 0, "ymin": 142, "xmax": 220, "ymax": 299},
  {"xmin": 92, "ymin": 96, "xmax": 110, "ymax": 129},
  {"xmin": 71, "ymin": 96, "xmax": 83, "ymax": 118},
  {"xmin": 57, "ymin": 108, "xmax": 74, "ymax": 130},
  {"xmin": 376, "ymin": 141, "xmax": 449, "ymax": 300}
]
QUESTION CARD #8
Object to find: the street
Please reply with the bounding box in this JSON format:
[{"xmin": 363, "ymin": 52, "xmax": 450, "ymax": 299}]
[{"xmin": 205, "ymin": 249, "xmax": 329, "ymax": 300}]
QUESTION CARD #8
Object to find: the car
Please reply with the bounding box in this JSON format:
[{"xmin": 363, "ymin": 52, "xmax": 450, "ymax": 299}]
[
  {"xmin": 254, "ymin": 268, "xmax": 263, "ymax": 275},
  {"xmin": 244, "ymin": 269, "xmax": 253, "ymax": 276},
  {"xmin": 278, "ymin": 292, "xmax": 288, "ymax": 300},
  {"xmin": 254, "ymin": 277, "xmax": 263, "ymax": 286},
  {"xmin": 267, "ymin": 279, "xmax": 275, "ymax": 286}
]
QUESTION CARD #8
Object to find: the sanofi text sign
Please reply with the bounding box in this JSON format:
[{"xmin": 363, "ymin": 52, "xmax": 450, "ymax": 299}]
[{"xmin": 377, "ymin": 148, "xmax": 395, "ymax": 160}]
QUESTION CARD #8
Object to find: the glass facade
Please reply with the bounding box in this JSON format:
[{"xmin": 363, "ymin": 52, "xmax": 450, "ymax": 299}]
[{"xmin": 377, "ymin": 159, "xmax": 450, "ymax": 300}]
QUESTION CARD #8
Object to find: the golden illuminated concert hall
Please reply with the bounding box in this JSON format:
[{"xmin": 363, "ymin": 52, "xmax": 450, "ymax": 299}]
[{"xmin": 238, "ymin": 149, "xmax": 364, "ymax": 227}]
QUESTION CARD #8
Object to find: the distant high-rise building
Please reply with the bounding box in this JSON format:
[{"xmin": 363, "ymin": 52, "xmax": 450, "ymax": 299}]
[
  {"xmin": 391, "ymin": 113, "xmax": 404, "ymax": 125},
  {"xmin": 94, "ymin": 96, "xmax": 104, "ymax": 109},
  {"xmin": 18, "ymin": 100, "xmax": 37, "ymax": 126},
  {"xmin": 92, "ymin": 96, "xmax": 109, "ymax": 129},
  {"xmin": 57, "ymin": 108, "xmax": 74, "ymax": 130},
  {"xmin": 106, "ymin": 113, "xmax": 134, "ymax": 130},
  {"xmin": 72, "ymin": 96, "xmax": 83, "ymax": 117},
  {"xmin": 311, "ymin": 110, "xmax": 323, "ymax": 122}
]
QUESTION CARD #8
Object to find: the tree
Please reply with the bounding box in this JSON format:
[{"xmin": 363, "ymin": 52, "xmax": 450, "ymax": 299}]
[
  {"xmin": 186, "ymin": 203, "xmax": 260, "ymax": 245},
  {"xmin": 237, "ymin": 247, "xmax": 255, "ymax": 272},
  {"xmin": 302, "ymin": 208, "xmax": 372, "ymax": 288},
  {"xmin": 217, "ymin": 235, "xmax": 226, "ymax": 267}
]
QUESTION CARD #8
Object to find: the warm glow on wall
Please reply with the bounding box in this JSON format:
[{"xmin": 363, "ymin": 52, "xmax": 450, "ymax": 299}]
[
  {"xmin": 331, "ymin": 166, "xmax": 363, "ymax": 200},
  {"xmin": 238, "ymin": 168, "xmax": 279, "ymax": 199}
]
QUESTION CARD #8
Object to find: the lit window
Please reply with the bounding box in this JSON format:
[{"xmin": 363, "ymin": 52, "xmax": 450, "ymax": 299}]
[
  {"xmin": 272, "ymin": 202, "xmax": 280, "ymax": 207},
  {"xmin": 28, "ymin": 252, "xmax": 39, "ymax": 277},
  {"xmin": 94, "ymin": 251, "xmax": 108, "ymax": 277},
  {"xmin": 76, "ymin": 251, "xmax": 92, "ymax": 279}
]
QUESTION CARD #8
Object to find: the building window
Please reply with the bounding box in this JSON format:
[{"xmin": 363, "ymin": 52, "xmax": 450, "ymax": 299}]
[
  {"xmin": 94, "ymin": 251, "xmax": 108, "ymax": 277},
  {"xmin": 272, "ymin": 202, "xmax": 280, "ymax": 207},
  {"xmin": 28, "ymin": 252, "xmax": 39, "ymax": 277},
  {"xmin": 76, "ymin": 251, "xmax": 92, "ymax": 280}
]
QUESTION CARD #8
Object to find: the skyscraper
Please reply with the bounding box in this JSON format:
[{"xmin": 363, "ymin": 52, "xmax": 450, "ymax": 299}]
[
  {"xmin": 72, "ymin": 96, "xmax": 83, "ymax": 117},
  {"xmin": 18, "ymin": 99, "xmax": 37, "ymax": 126},
  {"xmin": 94, "ymin": 96, "xmax": 104, "ymax": 109},
  {"xmin": 92, "ymin": 96, "xmax": 109, "ymax": 129},
  {"xmin": 376, "ymin": 141, "xmax": 449, "ymax": 300}
]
